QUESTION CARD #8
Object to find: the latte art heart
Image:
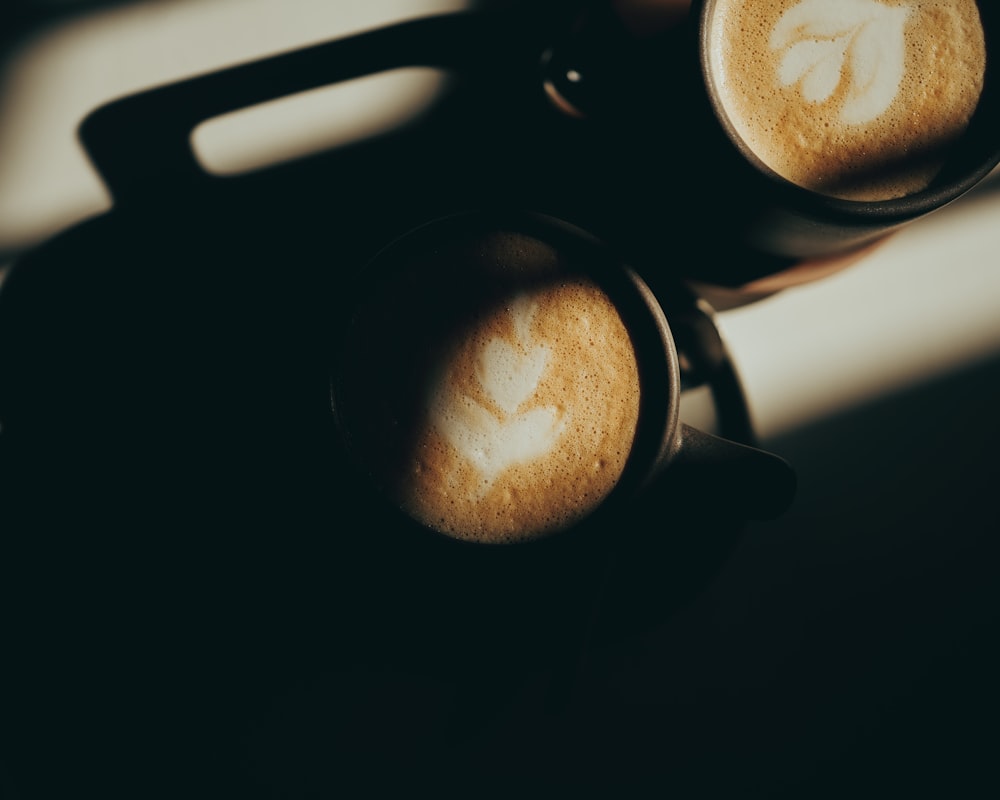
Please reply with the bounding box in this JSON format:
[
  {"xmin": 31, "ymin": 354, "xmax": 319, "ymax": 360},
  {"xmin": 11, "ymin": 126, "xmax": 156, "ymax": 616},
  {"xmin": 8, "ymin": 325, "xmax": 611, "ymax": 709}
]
[
  {"xmin": 476, "ymin": 298, "xmax": 552, "ymax": 416},
  {"xmin": 428, "ymin": 295, "xmax": 567, "ymax": 497}
]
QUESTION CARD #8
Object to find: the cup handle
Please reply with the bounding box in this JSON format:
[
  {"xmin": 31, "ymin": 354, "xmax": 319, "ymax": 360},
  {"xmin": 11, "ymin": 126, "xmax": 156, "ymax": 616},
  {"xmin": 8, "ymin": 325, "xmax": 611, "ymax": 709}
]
[
  {"xmin": 658, "ymin": 424, "xmax": 796, "ymax": 520},
  {"xmin": 77, "ymin": 8, "xmax": 538, "ymax": 201}
]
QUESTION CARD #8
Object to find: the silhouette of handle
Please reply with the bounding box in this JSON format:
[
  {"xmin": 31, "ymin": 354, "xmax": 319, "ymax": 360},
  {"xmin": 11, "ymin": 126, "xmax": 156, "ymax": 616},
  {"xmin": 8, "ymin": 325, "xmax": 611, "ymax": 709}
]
[
  {"xmin": 78, "ymin": 9, "xmax": 535, "ymax": 202},
  {"xmin": 663, "ymin": 424, "xmax": 796, "ymax": 520}
]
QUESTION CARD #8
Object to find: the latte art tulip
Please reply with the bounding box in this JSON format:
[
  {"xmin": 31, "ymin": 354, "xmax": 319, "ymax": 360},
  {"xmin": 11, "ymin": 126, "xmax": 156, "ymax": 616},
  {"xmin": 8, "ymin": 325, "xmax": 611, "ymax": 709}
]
[{"xmin": 706, "ymin": 0, "xmax": 986, "ymax": 200}]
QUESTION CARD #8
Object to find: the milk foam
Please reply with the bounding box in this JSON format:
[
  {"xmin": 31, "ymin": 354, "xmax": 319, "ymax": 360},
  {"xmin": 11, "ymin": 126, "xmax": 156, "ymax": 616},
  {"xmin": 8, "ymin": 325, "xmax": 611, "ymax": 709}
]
[
  {"xmin": 708, "ymin": 0, "xmax": 987, "ymax": 200},
  {"xmin": 771, "ymin": 0, "xmax": 911, "ymax": 125},
  {"xmin": 428, "ymin": 295, "xmax": 567, "ymax": 498}
]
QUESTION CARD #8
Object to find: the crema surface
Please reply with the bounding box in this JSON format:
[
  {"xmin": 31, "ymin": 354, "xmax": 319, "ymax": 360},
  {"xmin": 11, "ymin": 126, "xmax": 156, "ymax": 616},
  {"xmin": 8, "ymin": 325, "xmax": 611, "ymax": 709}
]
[{"xmin": 707, "ymin": 0, "xmax": 986, "ymax": 200}]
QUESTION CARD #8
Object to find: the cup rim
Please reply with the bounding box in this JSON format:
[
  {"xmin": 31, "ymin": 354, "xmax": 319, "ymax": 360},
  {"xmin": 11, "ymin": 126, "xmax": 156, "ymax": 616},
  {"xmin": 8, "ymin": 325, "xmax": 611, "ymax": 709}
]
[{"xmin": 695, "ymin": 0, "xmax": 1000, "ymax": 220}]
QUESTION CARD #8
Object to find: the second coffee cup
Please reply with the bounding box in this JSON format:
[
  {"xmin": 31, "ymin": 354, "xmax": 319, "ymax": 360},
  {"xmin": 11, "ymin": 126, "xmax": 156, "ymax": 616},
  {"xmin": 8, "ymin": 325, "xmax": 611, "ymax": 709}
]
[{"xmin": 541, "ymin": 0, "xmax": 1000, "ymax": 269}]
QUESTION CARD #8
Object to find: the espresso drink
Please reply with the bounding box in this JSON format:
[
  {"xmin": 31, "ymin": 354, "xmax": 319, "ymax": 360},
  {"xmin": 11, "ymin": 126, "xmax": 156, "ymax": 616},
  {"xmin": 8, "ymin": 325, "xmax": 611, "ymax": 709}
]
[
  {"xmin": 336, "ymin": 229, "xmax": 642, "ymax": 544},
  {"xmin": 705, "ymin": 0, "xmax": 986, "ymax": 200}
]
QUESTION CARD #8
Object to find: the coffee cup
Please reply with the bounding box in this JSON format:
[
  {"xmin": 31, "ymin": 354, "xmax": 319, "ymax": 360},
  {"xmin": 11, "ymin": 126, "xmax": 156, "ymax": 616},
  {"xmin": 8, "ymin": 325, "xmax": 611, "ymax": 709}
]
[
  {"xmin": 541, "ymin": 0, "xmax": 1000, "ymax": 269},
  {"xmin": 329, "ymin": 210, "xmax": 794, "ymax": 547},
  {"xmin": 324, "ymin": 209, "xmax": 796, "ymax": 689}
]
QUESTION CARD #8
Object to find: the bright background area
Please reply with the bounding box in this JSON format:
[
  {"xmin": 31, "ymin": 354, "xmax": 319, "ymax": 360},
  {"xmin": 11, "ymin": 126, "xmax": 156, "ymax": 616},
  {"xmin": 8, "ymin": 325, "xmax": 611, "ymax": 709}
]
[{"xmin": 0, "ymin": 0, "xmax": 478, "ymax": 260}]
